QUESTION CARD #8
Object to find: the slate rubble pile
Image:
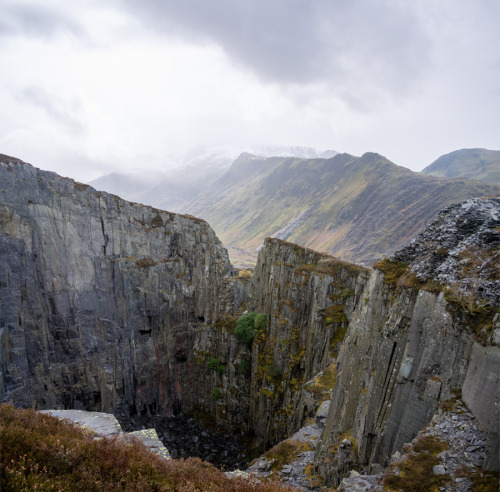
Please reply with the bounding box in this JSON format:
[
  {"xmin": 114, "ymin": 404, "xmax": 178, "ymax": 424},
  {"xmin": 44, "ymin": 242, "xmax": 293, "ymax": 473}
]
[
  {"xmin": 392, "ymin": 197, "xmax": 500, "ymax": 304},
  {"xmin": 337, "ymin": 471, "xmax": 383, "ymax": 492},
  {"xmin": 118, "ymin": 414, "xmax": 250, "ymax": 470},
  {"xmin": 415, "ymin": 401, "xmax": 491, "ymax": 491},
  {"xmin": 337, "ymin": 399, "xmax": 494, "ymax": 491},
  {"xmin": 246, "ymin": 401, "xmax": 330, "ymax": 490}
]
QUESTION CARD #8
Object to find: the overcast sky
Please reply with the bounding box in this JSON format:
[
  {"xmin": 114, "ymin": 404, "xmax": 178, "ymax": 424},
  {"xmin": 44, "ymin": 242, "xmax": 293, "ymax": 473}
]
[{"xmin": 0, "ymin": 0, "xmax": 499, "ymax": 182}]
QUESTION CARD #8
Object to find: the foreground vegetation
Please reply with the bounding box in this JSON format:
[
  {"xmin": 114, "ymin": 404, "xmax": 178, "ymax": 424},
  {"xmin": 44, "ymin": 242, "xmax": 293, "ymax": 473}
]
[
  {"xmin": 382, "ymin": 435, "xmax": 450, "ymax": 491},
  {"xmin": 0, "ymin": 405, "xmax": 293, "ymax": 491}
]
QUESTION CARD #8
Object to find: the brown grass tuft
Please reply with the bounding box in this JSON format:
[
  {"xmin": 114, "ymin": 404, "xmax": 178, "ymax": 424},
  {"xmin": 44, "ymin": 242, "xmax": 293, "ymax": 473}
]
[
  {"xmin": 259, "ymin": 440, "xmax": 313, "ymax": 473},
  {"xmin": 0, "ymin": 404, "xmax": 295, "ymax": 491},
  {"xmin": 382, "ymin": 435, "xmax": 450, "ymax": 492},
  {"xmin": 373, "ymin": 259, "xmax": 408, "ymax": 285}
]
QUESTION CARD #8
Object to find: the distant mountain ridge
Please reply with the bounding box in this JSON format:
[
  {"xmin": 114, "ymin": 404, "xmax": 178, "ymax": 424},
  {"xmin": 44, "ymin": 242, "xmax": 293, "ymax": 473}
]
[
  {"xmin": 184, "ymin": 151, "xmax": 500, "ymax": 266},
  {"xmin": 88, "ymin": 145, "xmax": 337, "ymax": 212},
  {"xmin": 422, "ymin": 148, "xmax": 500, "ymax": 182},
  {"xmin": 88, "ymin": 149, "xmax": 234, "ymax": 212}
]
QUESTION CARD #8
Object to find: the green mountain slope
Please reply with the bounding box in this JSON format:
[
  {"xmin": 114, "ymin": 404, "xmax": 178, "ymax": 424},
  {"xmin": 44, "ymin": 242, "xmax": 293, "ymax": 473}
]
[
  {"xmin": 421, "ymin": 148, "xmax": 500, "ymax": 182},
  {"xmin": 186, "ymin": 152, "xmax": 500, "ymax": 266}
]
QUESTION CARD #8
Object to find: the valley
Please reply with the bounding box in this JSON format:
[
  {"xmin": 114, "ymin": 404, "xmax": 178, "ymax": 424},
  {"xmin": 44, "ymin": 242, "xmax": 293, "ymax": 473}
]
[
  {"xmin": 89, "ymin": 148, "xmax": 500, "ymax": 268},
  {"xmin": 185, "ymin": 151, "xmax": 500, "ymax": 267}
]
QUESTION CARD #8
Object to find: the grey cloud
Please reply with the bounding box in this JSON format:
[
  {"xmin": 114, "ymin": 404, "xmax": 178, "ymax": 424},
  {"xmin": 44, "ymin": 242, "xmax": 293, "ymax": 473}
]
[
  {"xmin": 18, "ymin": 86, "xmax": 86, "ymax": 135},
  {"xmin": 0, "ymin": 3, "xmax": 86, "ymax": 39},
  {"xmin": 120, "ymin": 0, "xmax": 430, "ymax": 105}
]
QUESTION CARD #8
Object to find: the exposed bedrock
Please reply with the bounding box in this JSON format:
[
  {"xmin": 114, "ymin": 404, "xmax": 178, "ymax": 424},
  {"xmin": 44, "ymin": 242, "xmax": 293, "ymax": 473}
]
[
  {"xmin": 248, "ymin": 238, "xmax": 369, "ymax": 447},
  {"xmin": 0, "ymin": 157, "xmax": 238, "ymax": 419},
  {"xmin": 250, "ymin": 236, "xmax": 498, "ymax": 485},
  {"xmin": 461, "ymin": 342, "xmax": 499, "ymax": 471},
  {"xmin": 314, "ymin": 272, "xmax": 499, "ymax": 483},
  {"xmin": 314, "ymin": 272, "xmax": 473, "ymax": 486},
  {"xmin": 1, "ymin": 156, "xmax": 498, "ymax": 488}
]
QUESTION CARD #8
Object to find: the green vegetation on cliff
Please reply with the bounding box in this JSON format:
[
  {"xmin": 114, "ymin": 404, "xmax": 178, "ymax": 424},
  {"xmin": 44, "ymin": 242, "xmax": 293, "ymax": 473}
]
[
  {"xmin": 234, "ymin": 312, "xmax": 268, "ymax": 348},
  {"xmin": 208, "ymin": 357, "xmax": 226, "ymax": 378}
]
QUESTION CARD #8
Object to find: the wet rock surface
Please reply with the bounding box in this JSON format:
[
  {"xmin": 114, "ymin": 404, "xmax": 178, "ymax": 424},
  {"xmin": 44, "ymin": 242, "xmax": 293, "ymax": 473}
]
[{"xmin": 118, "ymin": 414, "xmax": 250, "ymax": 470}]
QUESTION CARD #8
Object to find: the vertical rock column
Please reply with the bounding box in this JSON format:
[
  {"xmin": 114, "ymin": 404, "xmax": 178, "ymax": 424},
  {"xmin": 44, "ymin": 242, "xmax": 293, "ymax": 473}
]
[
  {"xmin": 249, "ymin": 238, "xmax": 368, "ymax": 447},
  {"xmin": 315, "ymin": 272, "xmax": 475, "ymax": 487}
]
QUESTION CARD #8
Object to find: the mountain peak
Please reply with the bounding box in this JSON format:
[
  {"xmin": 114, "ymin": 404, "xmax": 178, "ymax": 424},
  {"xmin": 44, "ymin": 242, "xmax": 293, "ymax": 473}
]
[
  {"xmin": 186, "ymin": 153, "xmax": 500, "ymax": 267},
  {"xmin": 422, "ymin": 148, "xmax": 500, "ymax": 182}
]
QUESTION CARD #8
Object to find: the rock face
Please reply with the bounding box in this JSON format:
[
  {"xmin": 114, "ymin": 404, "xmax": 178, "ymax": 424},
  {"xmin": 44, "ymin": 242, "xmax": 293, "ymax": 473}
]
[
  {"xmin": 392, "ymin": 197, "xmax": 500, "ymax": 304},
  {"xmin": 1, "ymin": 155, "xmax": 498, "ymax": 489},
  {"xmin": 314, "ymin": 272, "xmax": 475, "ymax": 486},
  {"xmin": 248, "ymin": 238, "xmax": 369, "ymax": 447},
  {"xmin": 0, "ymin": 156, "xmax": 235, "ymax": 418},
  {"xmin": 313, "ymin": 198, "xmax": 500, "ymax": 486},
  {"xmin": 461, "ymin": 342, "xmax": 500, "ymax": 471},
  {"xmin": 258, "ymin": 201, "xmax": 500, "ymax": 486}
]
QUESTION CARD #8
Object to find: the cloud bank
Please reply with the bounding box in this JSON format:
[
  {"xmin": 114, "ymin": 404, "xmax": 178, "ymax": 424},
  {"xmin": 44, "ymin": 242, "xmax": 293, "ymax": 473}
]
[{"xmin": 0, "ymin": 0, "xmax": 498, "ymax": 181}]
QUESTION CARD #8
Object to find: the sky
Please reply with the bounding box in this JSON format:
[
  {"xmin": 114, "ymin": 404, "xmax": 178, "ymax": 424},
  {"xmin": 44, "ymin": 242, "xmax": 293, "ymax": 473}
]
[{"xmin": 0, "ymin": 0, "xmax": 499, "ymax": 182}]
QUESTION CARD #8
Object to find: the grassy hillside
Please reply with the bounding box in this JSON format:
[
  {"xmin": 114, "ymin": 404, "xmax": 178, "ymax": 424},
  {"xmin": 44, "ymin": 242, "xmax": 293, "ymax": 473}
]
[
  {"xmin": 422, "ymin": 148, "xmax": 500, "ymax": 182},
  {"xmin": 186, "ymin": 152, "xmax": 500, "ymax": 267},
  {"xmin": 88, "ymin": 147, "xmax": 336, "ymax": 213}
]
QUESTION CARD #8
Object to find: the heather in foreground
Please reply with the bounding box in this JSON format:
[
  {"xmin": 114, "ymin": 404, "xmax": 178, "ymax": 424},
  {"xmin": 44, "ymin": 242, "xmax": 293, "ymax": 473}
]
[{"xmin": 0, "ymin": 405, "xmax": 293, "ymax": 491}]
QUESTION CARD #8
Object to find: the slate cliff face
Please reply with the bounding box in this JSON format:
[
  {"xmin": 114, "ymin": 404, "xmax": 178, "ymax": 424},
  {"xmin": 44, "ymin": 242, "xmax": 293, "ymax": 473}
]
[
  {"xmin": 248, "ymin": 238, "xmax": 369, "ymax": 446},
  {"xmin": 0, "ymin": 156, "xmax": 235, "ymax": 418},
  {"xmin": 315, "ymin": 273, "xmax": 475, "ymax": 485},
  {"xmin": 312, "ymin": 200, "xmax": 500, "ymax": 486},
  {"xmin": 242, "ymin": 202, "xmax": 499, "ymax": 484},
  {"xmin": 1, "ymin": 155, "xmax": 498, "ymax": 488}
]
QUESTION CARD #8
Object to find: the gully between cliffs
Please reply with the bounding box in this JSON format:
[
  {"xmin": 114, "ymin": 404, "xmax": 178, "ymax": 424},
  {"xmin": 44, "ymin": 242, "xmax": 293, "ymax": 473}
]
[
  {"xmin": 1, "ymin": 157, "xmax": 498, "ymax": 487},
  {"xmin": 117, "ymin": 414, "xmax": 251, "ymax": 470}
]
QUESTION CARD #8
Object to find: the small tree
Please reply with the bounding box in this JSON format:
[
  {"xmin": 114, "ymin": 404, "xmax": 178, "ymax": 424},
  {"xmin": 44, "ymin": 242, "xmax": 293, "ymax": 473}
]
[
  {"xmin": 236, "ymin": 360, "xmax": 251, "ymax": 376},
  {"xmin": 234, "ymin": 312, "xmax": 257, "ymax": 348},
  {"xmin": 210, "ymin": 388, "xmax": 222, "ymax": 400},
  {"xmin": 234, "ymin": 312, "xmax": 268, "ymax": 348}
]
